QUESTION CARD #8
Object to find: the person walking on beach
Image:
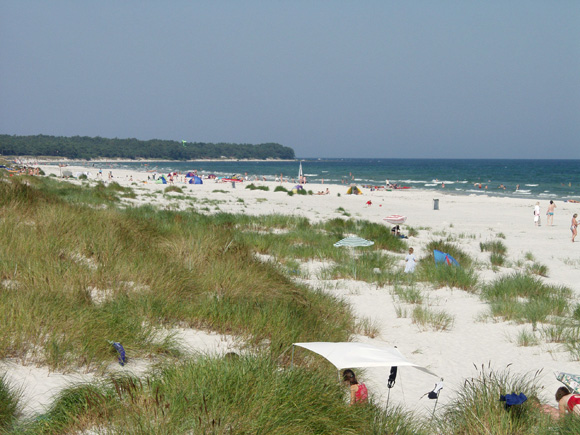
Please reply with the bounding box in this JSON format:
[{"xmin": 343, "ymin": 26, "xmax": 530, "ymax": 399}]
[
  {"xmin": 404, "ymin": 248, "xmax": 416, "ymax": 273},
  {"xmin": 546, "ymin": 200, "xmax": 556, "ymax": 226},
  {"xmin": 572, "ymin": 214, "xmax": 578, "ymax": 242},
  {"xmin": 343, "ymin": 369, "xmax": 368, "ymax": 405},
  {"xmin": 534, "ymin": 202, "xmax": 541, "ymax": 226}
]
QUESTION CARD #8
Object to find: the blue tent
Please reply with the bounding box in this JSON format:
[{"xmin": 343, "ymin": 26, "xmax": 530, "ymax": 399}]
[
  {"xmin": 188, "ymin": 175, "xmax": 203, "ymax": 184},
  {"xmin": 156, "ymin": 175, "xmax": 167, "ymax": 184},
  {"xmin": 433, "ymin": 250, "xmax": 460, "ymax": 266}
]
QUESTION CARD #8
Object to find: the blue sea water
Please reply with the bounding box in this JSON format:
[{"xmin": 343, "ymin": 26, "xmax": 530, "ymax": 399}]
[{"xmin": 90, "ymin": 158, "xmax": 579, "ymax": 201}]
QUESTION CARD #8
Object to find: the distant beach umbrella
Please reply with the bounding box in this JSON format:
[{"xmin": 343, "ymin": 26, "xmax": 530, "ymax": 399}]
[
  {"xmin": 433, "ymin": 250, "xmax": 460, "ymax": 266},
  {"xmin": 383, "ymin": 215, "xmax": 407, "ymax": 225},
  {"xmin": 334, "ymin": 236, "xmax": 374, "ymax": 248}
]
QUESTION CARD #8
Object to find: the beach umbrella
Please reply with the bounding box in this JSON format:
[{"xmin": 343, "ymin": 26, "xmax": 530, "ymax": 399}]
[
  {"xmin": 383, "ymin": 215, "xmax": 407, "ymax": 225},
  {"xmin": 433, "ymin": 249, "xmax": 460, "ymax": 266},
  {"xmin": 556, "ymin": 371, "xmax": 580, "ymax": 393},
  {"xmin": 334, "ymin": 236, "xmax": 374, "ymax": 248},
  {"xmin": 291, "ymin": 342, "xmax": 441, "ymax": 413},
  {"xmin": 298, "ymin": 161, "xmax": 303, "ymax": 180}
]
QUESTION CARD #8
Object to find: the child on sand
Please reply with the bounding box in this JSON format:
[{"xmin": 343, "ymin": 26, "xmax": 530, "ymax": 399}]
[
  {"xmin": 534, "ymin": 202, "xmax": 541, "ymax": 226},
  {"xmin": 342, "ymin": 369, "xmax": 368, "ymax": 405},
  {"xmin": 405, "ymin": 248, "xmax": 416, "ymax": 273}
]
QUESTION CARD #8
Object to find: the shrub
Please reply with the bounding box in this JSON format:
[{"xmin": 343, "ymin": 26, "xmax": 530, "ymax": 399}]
[
  {"xmin": 407, "ymin": 226, "xmax": 419, "ymax": 237},
  {"xmin": 0, "ymin": 373, "xmax": 21, "ymax": 431},
  {"xmin": 164, "ymin": 186, "xmax": 183, "ymax": 194},
  {"xmin": 23, "ymin": 356, "xmax": 427, "ymax": 434},
  {"xmin": 481, "ymin": 273, "xmax": 571, "ymax": 327},
  {"xmin": 425, "ymin": 240, "xmax": 473, "ymax": 268},
  {"xmin": 436, "ymin": 365, "xmax": 547, "ymax": 435},
  {"xmin": 526, "ymin": 262, "xmax": 549, "ymax": 277},
  {"xmin": 274, "ymin": 186, "xmax": 288, "ymax": 193},
  {"xmin": 480, "ymin": 240, "xmax": 507, "ymax": 255},
  {"xmin": 411, "ymin": 306, "xmax": 454, "ymax": 331},
  {"xmin": 418, "ymin": 261, "xmax": 478, "ymax": 292},
  {"xmin": 490, "ymin": 253, "xmax": 505, "ymax": 267}
]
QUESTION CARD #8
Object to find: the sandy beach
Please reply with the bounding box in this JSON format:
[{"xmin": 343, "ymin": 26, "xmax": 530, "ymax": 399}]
[{"xmin": 5, "ymin": 163, "xmax": 580, "ymax": 417}]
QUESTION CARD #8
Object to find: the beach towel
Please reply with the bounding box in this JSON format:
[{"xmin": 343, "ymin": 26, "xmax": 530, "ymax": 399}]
[{"xmin": 500, "ymin": 393, "xmax": 527, "ymax": 408}]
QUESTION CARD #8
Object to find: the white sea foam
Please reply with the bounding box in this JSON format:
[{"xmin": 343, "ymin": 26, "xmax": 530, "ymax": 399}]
[
  {"xmin": 525, "ymin": 184, "xmax": 539, "ymax": 187},
  {"xmin": 424, "ymin": 183, "xmax": 438, "ymax": 187}
]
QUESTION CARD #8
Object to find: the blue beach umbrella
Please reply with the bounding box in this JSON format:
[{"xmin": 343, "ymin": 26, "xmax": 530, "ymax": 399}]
[{"xmin": 433, "ymin": 249, "xmax": 460, "ymax": 266}]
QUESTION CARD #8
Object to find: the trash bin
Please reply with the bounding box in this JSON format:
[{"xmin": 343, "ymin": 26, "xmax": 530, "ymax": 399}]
[
  {"xmin": 232, "ymin": 181, "xmax": 236, "ymax": 188},
  {"xmin": 433, "ymin": 199, "xmax": 439, "ymax": 210}
]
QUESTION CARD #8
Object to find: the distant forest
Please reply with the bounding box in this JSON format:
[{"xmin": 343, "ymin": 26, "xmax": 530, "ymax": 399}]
[{"xmin": 0, "ymin": 134, "xmax": 295, "ymax": 160}]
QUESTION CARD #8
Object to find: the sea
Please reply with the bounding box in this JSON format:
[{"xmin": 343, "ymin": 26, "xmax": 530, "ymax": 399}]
[{"xmin": 61, "ymin": 158, "xmax": 580, "ymax": 201}]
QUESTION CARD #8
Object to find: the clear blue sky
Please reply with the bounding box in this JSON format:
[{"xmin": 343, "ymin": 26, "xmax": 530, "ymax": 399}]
[{"xmin": 1, "ymin": 1, "xmax": 579, "ymax": 159}]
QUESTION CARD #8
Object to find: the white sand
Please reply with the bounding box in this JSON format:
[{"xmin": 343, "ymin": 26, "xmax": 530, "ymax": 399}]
[{"xmin": 6, "ymin": 163, "xmax": 580, "ymax": 416}]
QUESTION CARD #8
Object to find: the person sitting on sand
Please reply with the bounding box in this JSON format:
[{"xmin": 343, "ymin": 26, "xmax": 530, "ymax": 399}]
[
  {"xmin": 391, "ymin": 225, "xmax": 400, "ymax": 237},
  {"xmin": 556, "ymin": 386, "xmax": 580, "ymax": 417},
  {"xmin": 343, "ymin": 369, "xmax": 368, "ymax": 405}
]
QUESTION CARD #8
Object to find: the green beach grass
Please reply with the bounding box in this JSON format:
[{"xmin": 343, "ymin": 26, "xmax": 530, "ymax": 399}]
[{"xmin": 2, "ymin": 170, "xmax": 580, "ymax": 433}]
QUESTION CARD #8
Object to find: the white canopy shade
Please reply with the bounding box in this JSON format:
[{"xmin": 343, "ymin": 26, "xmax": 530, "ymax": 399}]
[{"xmin": 294, "ymin": 342, "xmax": 438, "ymax": 377}]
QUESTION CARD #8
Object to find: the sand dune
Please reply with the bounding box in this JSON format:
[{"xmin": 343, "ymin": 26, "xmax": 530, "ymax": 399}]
[{"xmin": 6, "ymin": 163, "xmax": 579, "ymax": 416}]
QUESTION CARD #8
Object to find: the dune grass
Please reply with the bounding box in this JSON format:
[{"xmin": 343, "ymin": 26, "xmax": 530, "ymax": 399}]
[
  {"xmin": 0, "ymin": 373, "xmax": 22, "ymax": 432},
  {"xmin": 411, "ymin": 306, "xmax": 455, "ymax": 331},
  {"xmin": 392, "ymin": 284, "xmax": 424, "ymax": 304},
  {"xmin": 16, "ymin": 355, "xmax": 427, "ymax": 435},
  {"xmin": 490, "ymin": 252, "xmax": 506, "ymax": 267},
  {"xmin": 0, "ymin": 176, "xmax": 353, "ymax": 370},
  {"xmin": 526, "ymin": 262, "xmax": 549, "ymax": 277},
  {"xmin": 481, "ymin": 273, "xmax": 571, "ymax": 329},
  {"xmin": 416, "ymin": 241, "xmax": 478, "ymax": 291},
  {"xmin": 436, "ymin": 365, "xmax": 552, "ymax": 435},
  {"xmin": 480, "ymin": 240, "xmax": 507, "ymax": 255}
]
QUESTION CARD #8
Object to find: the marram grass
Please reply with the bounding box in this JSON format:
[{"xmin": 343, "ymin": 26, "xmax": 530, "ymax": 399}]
[
  {"xmin": 17, "ymin": 355, "xmax": 427, "ymax": 435},
  {"xmin": 0, "ymin": 176, "xmax": 353, "ymax": 370}
]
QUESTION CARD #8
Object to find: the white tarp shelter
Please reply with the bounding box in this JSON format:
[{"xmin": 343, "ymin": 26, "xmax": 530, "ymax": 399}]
[{"xmin": 292, "ymin": 342, "xmax": 438, "ymax": 377}]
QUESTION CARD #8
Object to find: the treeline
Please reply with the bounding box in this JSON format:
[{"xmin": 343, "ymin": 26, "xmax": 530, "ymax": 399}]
[{"xmin": 0, "ymin": 134, "xmax": 295, "ymax": 160}]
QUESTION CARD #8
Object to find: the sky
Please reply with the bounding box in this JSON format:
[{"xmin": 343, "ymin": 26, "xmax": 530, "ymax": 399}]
[{"xmin": 1, "ymin": 1, "xmax": 579, "ymax": 159}]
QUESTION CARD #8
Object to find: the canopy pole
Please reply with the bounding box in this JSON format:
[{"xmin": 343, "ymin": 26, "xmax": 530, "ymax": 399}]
[
  {"xmin": 290, "ymin": 345, "xmax": 295, "ymax": 368},
  {"xmin": 431, "ymin": 396, "xmax": 440, "ymax": 421},
  {"xmin": 430, "ymin": 378, "xmax": 444, "ymax": 421}
]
